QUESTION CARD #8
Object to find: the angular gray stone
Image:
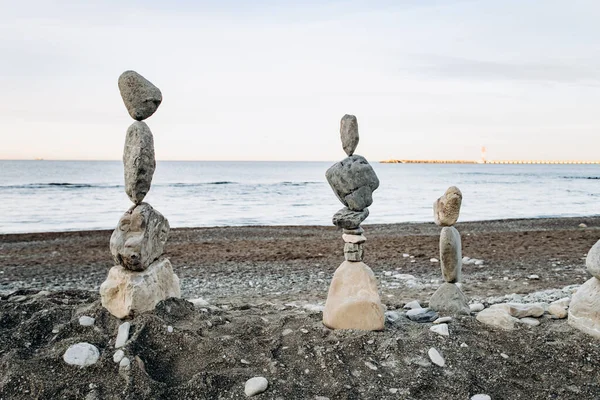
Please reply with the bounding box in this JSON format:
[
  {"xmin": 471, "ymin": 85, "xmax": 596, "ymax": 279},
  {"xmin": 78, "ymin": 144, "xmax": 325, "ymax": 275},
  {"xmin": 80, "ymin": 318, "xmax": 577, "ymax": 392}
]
[
  {"xmin": 343, "ymin": 226, "xmax": 364, "ymax": 235},
  {"xmin": 440, "ymin": 226, "xmax": 462, "ymax": 283},
  {"xmin": 123, "ymin": 121, "xmax": 155, "ymax": 204},
  {"xmin": 344, "ymin": 243, "xmax": 364, "ymax": 262},
  {"xmin": 332, "ymin": 207, "xmax": 369, "ymax": 229},
  {"xmin": 586, "ymin": 239, "xmax": 600, "ymax": 279},
  {"xmin": 406, "ymin": 308, "xmax": 438, "ymax": 323},
  {"xmin": 340, "ymin": 114, "xmax": 359, "ymax": 156},
  {"xmin": 118, "ymin": 70, "xmax": 162, "ymax": 121},
  {"xmin": 433, "ymin": 186, "xmax": 462, "ymax": 226},
  {"xmin": 429, "ymin": 282, "xmax": 470, "ymax": 315},
  {"xmin": 110, "ymin": 203, "xmax": 170, "ymax": 271},
  {"xmin": 326, "ymin": 155, "xmax": 379, "ymax": 211}
]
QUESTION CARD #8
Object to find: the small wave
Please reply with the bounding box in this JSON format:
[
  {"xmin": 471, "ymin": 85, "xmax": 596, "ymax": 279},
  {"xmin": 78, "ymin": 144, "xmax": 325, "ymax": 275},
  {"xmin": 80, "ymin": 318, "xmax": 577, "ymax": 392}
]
[
  {"xmin": 562, "ymin": 176, "xmax": 600, "ymax": 180},
  {"xmin": 0, "ymin": 183, "xmax": 119, "ymax": 190},
  {"xmin": 281, "ymin": 181, "xmax": 320, "ymax": 186},
  {"xmin": 170, "ymin": 181, "xmax": 238, "ymax": 188}
]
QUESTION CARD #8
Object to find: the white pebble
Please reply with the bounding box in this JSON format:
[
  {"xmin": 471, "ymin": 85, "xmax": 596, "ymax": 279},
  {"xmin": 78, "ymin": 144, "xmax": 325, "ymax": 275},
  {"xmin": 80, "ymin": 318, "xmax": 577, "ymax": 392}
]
[
  {"xmin": 428, "ymin": 348, "xmax": 445, "ymax": 367},
  {"xmin": 430, "ymin": 323, "xmax": 449, "ymax": 337},
  {"xmin": 518, "ymin": 317, "xmax": 540, "ymax": 327},
  {"xmin": 63, "ymin": 343, "xmax": 100, "ymax": 367},
  {"xmin": 167, "ymin": 326, "xmax": 174, "ymax": 333},
  {"xmin": 430, "ymin": 258, "xmax": 439, "ymax": 263},
  {"xmin": 403, "ymin": 300, "xmax": 421, "ymax": 310},
  {"xmin": 384, "ymin": 271, "xmax": 392, "ymax": 276},
  {"xmin": 245, "ymin": 377, "xmax": 268, "ymax": 396},
  {"xmin": 469, "ymin": 303, "xmax": 485, "ymax": 312},
  {"xmin": 78, "ymin": 316, "xmax": 95, "ymax": 326},
  {"xmin": 471, "ymin": 395, "xmax": 492, "ymax": 400},
  {"xmin": 115, "ymin": 322, "xmax": 130, "ymax": 348},
  {"xmin": 474, "ymin": 260, "xmax": 484, "ymax": 265},
  {"xmin": 402, "ymin": 253, "xmax": 410, "ymax": 258},
  {"xmin": 501, "ymin": 353, "xmax": 509, "ymax": 359},
  {"xmin": 460, "ymin": 343, "xmax": 468, "ymax": 348},
  {"xmin": 113, "ymin": 349, "xmax": 125, "ymax": 363},
  {"xmin": 503, "ymin": 277, "xmax": 509, "ymax": 281},
  {"xmin": 364, "ymin": 361, "xmax": 378, "ymax": 370},
  {"xmin": 189, "ymin": 298, "xmax": 209, "ymax": 307},
  {"xmin": 434, "ymin": 316, "xmax": 452, "ymax": 324},
  {"xmin": 119, "ymin": 357, "xmax": 131, "ymax": 370},
  {"xmin": 528, "ymin": 274, "xmax": 540, "ymax": 280},
  {"xmin": 300, "ymin": 328, "xmax": 309, "ymax": 334},
  {"xmin": 282, "ymin": 328, "xmax": 294, "ymax": 336}
]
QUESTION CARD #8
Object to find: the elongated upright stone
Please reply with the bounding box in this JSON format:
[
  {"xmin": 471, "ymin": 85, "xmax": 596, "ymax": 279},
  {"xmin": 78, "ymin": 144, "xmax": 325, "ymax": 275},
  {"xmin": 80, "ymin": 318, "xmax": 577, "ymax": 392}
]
[
  {"xmin": 118, "ymin": 70, "xmax": 162, "ymax": 121},
  {"xmin": 124, "ymin": 121, "xmax": 155, "ymax": 204},
  {"xmin": 340, "ymin": 114, "xmax": 359, "ymax": 156},
  {"xmin": 440, "ymin": 226, "xmax": 462, "ymax": 283},
  {"xmin": 434, "ymin": 186, "xmax": 462, "ymax": 226}
]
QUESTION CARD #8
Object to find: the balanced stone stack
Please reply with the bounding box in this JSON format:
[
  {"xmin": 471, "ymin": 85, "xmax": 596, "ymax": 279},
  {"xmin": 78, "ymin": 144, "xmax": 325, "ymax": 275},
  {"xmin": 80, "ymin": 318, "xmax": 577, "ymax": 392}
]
[
  {"xmin": 428, "ymin": 187, "xmax": 470, "ymax": 315},
  {"xmin": 568, "ymin": 239, "xmax": 600, "ymax": 338},
  {"xmin": 322, "ymin": 115, "xmax": 385, "ymax": 331},
  {"xmin": 100, "ymin": 71, "xmax": 180, "ymax": 319}
]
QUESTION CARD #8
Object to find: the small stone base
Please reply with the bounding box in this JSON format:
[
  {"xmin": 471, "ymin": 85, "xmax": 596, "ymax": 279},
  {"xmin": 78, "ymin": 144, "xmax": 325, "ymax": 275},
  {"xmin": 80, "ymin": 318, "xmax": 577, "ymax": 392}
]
[
  {"xmin": 100, "ymin": 258, "xmax": 180, "ymax": 319},
  {"xmin": 323, "ymin": 261, "xmax": 385, "ymax": 330},
  {"xmin": 429, "ymin": 282, "xmax": 470, "ymax": 315},
  {"xmin": 568, "ymin": 277, "xmax": 600, "ymax": 339}
]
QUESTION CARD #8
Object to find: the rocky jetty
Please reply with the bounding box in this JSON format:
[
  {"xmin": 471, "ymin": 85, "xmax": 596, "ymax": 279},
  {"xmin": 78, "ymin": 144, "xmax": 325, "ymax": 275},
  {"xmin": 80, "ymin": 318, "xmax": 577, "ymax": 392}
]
[
  {"xmin": 100, "ymin": 71, "xmax": 180, "ymax": 319},
  {"xmin": 429, "ymin": 187, "xmax": 470, "ymax": 315},
  {"xmin": 322, "ymin": 114, "xmax": 384, "ymax": 331},
  {"xmin": 568, "ymin": 239, "xmax": 600, "ymax": 338}
]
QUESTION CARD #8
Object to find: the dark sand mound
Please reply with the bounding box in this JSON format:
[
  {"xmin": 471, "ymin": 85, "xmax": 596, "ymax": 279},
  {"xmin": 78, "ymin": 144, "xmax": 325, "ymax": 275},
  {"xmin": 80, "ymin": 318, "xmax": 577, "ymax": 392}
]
[{"xmin": 1, "ymin": 289, "xmax": 600, "ymax": 399}]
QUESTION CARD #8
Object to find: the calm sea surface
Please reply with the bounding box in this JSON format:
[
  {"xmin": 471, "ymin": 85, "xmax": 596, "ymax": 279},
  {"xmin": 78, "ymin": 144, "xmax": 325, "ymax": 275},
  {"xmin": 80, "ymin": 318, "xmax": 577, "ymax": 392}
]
[{"xmin": 0, "ymin": 160, "xmax": 598, "ymax": 234}]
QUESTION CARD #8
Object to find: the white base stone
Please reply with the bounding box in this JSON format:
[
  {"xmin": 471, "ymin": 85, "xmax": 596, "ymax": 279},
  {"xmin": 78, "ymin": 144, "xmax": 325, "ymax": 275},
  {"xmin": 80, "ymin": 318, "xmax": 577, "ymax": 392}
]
[
  {"xmin": 568, "ymin": 277, "xmax": 600, "ymax": 339},
  {"xmin": 323, "ymin": 261, "xmax": 385, "ymax": 331},
  {"xmin": 100, "ymin": 258, "xmax": 180, "ymax": 319}
]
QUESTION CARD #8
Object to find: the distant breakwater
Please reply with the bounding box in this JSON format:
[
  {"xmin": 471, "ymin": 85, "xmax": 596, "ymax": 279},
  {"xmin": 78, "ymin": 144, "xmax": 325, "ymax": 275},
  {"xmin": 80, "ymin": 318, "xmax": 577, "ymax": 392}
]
[{"xmin": 381, "ymin": 160, "xmax": 600, "ymax": 165}]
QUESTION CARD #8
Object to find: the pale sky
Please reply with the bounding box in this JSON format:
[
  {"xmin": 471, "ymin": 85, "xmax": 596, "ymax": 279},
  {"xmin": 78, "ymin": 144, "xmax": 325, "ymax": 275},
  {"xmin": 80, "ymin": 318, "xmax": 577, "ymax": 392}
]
[{"xmin": 1, "ymin": 0, "xmax": 599, "ymax": 161}]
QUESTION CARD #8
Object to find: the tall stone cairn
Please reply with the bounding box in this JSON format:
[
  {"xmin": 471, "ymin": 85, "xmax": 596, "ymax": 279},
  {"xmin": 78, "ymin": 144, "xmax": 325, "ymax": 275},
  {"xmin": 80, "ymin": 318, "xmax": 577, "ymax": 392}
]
[
  {"xmin": 322, "ymin": 114, "xmax": 385, "ymax": 331},
  {"xmin": 100, "ymin": 71, "xmax": 180, "ymax": 319},
  {"xmin": 428, "ymin": 186, "xmax": 470, "ymax": 315},
  {"xmin": 568, "ymin": 239, "xmax": 600, "ymax": 338}
]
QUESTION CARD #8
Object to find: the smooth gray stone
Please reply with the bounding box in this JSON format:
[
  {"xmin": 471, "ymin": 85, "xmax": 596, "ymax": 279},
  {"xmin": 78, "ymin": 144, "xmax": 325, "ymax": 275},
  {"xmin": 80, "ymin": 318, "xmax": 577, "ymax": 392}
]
[
  {"xmin": 340, "ymin": 114, "xmax": 359, "ymax": 156},
  {"xmin": 326, "ymin": 155, "xmax": 379, "ymax": 211},
  {"xmin": 344, "ymin": 243, "xmax": 364, "ymax": 262},
  {"xmin": 123, "ymin": 121, "xmax": 155, "ymax": 204},
  {"xmin": 440, "ymin": 226, "xmax": 462, "ymax": 283},
  {"xmin": 406, "ymin": 308, "xmax": 438, "ymax": 323},
  {"xmin": 429, "ymin": 282, "xmax": 470, "ymax": 315},
  {"xmin": 110, "ymin": 203, "xmax": 170, "ymax": 271},
  {"xmin": 586, "ymin": 239, "xmax": 600, "ymax": 279},
  {"xmin": 118, "ymin": 70, "xmax": 162, "ymax": 121},
  {"xmin": 332, "ymin": 207, "xmax": 369, "ymax": 229}
]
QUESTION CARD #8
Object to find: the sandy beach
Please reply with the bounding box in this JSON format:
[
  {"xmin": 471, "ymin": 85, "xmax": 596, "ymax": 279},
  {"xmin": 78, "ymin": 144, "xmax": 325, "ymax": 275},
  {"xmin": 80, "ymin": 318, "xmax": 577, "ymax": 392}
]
[{"xmin": 1, "ymin": 217, "xmax": 600, "ymax": 399}]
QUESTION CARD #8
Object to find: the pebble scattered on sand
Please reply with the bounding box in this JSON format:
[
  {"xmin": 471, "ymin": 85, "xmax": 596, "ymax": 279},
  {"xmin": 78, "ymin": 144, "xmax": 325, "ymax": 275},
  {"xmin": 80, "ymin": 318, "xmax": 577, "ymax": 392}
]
[
  {"xmin": 528, "ymin": 274, "xmax": 540, "ymax": 280},
  {"xmin": 428, "ymin": 348, "xmax": 445, "ymax": 367},
  {"xmin": 244, "ymin": 377, "xmax": 269, "ymax": 397},
  {"xmin": 469, "ymin": 303, "xmax": 484, "ymax": 312},
  {"xmin": 364, "ymin": 361, "xmax": 378, "ymax": 370},
  {"xmin": 282, "ymin": 328, "xmax": 294, "ymax": 336},
  {"xmin": 113, "ymin": 349, "xmax": 125, "ymax": 363},
  {"xmin": 433, "ymin": 316, "xmax": 452, "ymax": 324},
  {"xmin": 167, "ymin": 325, "xmax": 174, "ymax": 333},
  {"xmin": 119, "ymin": 357, "xmax": 131, "ymax": 370},
  {"xmin": 430, "ymin": 323, "xmax": 449, "ymax": 337},
  {"xmin": 430, "ymin": 258, "xmax": 439, "ymax": 263},
  {"xmin": 189, "ymin": 298, "xmax": 209, "ymax": 307},
  {"xmin": 548, "ymin": 304, "xmax": 567, "ymax": 319},
  {"xmin": 403, "ymin": 300, "xmax": 421, "ymax": 310},
  {"xmin": 406, "ymin": 308, "xmax": 438, "ymax": 323},
  {"xmin": 78, "ymin": 316, "xmax": 95, "ymax": 326},
  {"xmin": 471, "ymin": 395, "xmax": 492, "ymax": 400},
  {"xmin": 63, "ymin": 343, "xmax": 100, "ymax": 367},
  {"xmin": 518, "ymin": 317, "xmax": 541, "ymax": 327},
  {"xmin": 115, "ymin": 322, "xmax": 130, "ymax": 348}
]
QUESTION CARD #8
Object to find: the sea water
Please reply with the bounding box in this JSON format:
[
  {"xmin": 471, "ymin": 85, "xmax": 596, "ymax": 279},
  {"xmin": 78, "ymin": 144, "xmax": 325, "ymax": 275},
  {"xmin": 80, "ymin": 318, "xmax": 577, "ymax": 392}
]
[{"xmin": 0, "ymin": 160, "xmax": 598, "ymax": 233}]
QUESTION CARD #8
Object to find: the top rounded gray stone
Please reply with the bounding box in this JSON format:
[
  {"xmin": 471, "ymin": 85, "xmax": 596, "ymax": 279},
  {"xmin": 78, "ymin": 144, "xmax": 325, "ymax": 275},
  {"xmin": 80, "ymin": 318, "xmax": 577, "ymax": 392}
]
[
  {"xmin": 340, "ymin": 114, "xmax": 359, "ymax": 156},
  {"xmin": 434, "ymin": 186, "xmax": 462, "ymax": 226},
  {"xmin": 118, "ymin": 70, "xmax": 162, "ymax": 121}
]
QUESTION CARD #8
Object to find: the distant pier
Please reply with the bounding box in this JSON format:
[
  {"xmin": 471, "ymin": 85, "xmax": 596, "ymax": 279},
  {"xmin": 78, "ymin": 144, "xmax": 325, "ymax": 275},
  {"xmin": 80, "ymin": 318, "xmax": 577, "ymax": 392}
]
[{"xmin": 380, "ymin": 160, "xmax": 600, "ymax": 165}]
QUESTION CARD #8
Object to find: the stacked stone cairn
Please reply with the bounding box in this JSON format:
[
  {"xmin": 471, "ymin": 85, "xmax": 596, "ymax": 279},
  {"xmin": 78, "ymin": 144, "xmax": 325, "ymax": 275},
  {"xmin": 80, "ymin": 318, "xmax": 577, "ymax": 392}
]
[
  {"xmin": 568, "ymin": 239, "xmax": 600, "ymax": 338},
  {"xmin": 428, "ymin": 186, "xmax": 470, "ymax": 315},
  {"xmin": 99, "ymin": 71, "xmax": 181, "ymax": 319},
  {"xmin": 322, "ymin": 114, "xmax": 385, "ymax": 331}
]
